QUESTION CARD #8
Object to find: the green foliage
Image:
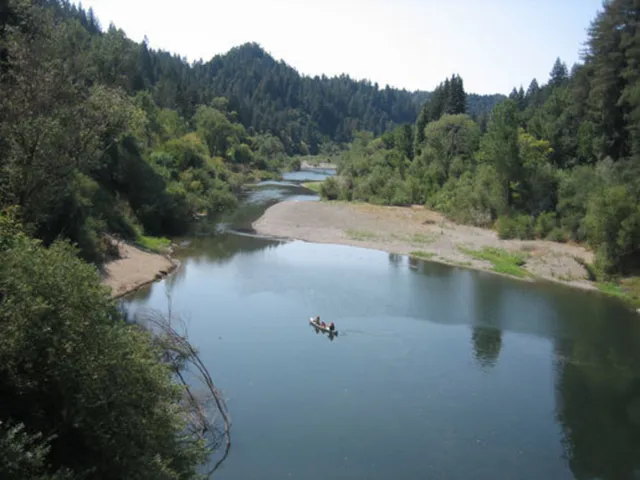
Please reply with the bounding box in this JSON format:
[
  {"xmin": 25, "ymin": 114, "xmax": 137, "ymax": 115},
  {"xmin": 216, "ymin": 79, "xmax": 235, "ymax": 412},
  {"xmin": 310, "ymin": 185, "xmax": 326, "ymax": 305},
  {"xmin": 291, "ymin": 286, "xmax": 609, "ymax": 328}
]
[
  {"xmin": 535, "ymin": 212, "xmax": 558, "ymax": 239},
  {"xmin": 320, "ymin": 176, "xmax": 341, "ymax": 200},
  {"xmin": 136, "ymin": 235, "xmax": 171, "ymax": 253},
  {"xmin": 0, "ymin": 421, "xmax": 73, "ymax": 480},
  {"xmin": 345, "ymin": 230, "xmax": 378, "ymax": 241},
  {"xmin": 415, "ymin": 75, "xmax": 468, "ymax": 154},
  {"xmin": 0, "ymin": 0, "xmax": 272, "ymax": 261},
  {"xmin": 496, "ymin": 214, "xmax": 534, "ymax": 240},
  {"xmin": 286, "ymin": 157, "xmax": 302, "ymax": 171},
  {"xmin": 596, "ymin": 277, "xmax": 640, "ymax": 308},
  {"xmin": 458, "ymin": 246, "xmax": 529, "ymax": 278},
  {"xmin": 584, "ymin": 184, "xmax": 640, "ymax": 275},
  {"xmin": 0, "ymin": 222, "xmax": 207, "ymax": 478},
  {"xmin": 410, "ymin": 250, "xmax": 435, "ymax": 260},
  {"xmin": 476, "ymin": 100, "xmax": 520, "ymax": 212},
  {"xmin": 333, "ymin": 1, "xmax": 640, "ymax": 279},
  {"xmin": 548, "ymin": 227, "xmax": 568, "ymax": 243},
  {"xmin": 303, "ymin": 181, "xmax": 323, "ymax": 193}
]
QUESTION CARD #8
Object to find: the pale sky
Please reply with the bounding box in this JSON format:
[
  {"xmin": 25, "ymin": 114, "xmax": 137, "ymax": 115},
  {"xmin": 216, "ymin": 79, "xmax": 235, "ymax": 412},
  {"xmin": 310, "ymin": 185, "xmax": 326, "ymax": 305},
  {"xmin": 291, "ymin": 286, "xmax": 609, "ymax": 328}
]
[{"xmin": 75, "ymin": 0, "xmax": 603, "ymax": 95}]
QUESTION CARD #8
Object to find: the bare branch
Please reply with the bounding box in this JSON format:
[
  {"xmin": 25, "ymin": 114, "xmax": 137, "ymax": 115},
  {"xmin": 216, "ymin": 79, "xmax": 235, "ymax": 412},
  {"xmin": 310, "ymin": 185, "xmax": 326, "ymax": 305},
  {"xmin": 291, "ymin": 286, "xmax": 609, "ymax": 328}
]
[{"xmin": 133, "ymin": 309, "xmax": 231, "ymax": 476}]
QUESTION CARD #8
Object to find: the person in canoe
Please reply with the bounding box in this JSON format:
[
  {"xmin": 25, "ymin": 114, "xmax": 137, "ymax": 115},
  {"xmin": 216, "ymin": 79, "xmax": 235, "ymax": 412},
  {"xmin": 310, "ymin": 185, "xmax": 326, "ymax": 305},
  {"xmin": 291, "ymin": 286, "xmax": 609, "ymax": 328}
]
[{"xmin": 329, "ymin": 322, "xmax": 335, "ymax": 332}]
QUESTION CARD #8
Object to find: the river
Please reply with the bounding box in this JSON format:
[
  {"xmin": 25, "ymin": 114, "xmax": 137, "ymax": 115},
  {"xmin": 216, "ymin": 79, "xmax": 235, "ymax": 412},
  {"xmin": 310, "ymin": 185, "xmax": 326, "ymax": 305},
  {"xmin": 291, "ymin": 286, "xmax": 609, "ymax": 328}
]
[{"xmin": 123, "ymin": 168, "xmax": 640, "ymax": 480}]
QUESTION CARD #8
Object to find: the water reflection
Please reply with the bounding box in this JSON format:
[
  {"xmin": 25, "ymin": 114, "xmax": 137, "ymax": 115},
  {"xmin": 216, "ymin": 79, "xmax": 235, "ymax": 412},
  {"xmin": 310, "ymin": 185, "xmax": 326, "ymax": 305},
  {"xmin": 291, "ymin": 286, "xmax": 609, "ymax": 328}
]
[
  {"xmin": 553, "ymin": 322, "xmax": 640, "ymax": 479},
  {"xmin": 175, "ymin": 234, "xmax": 283, "ymax": 268},
  {"xmin": 123, "ymin": 175, "xmax": 640, "ymax": 479},
  {"xmin": 388, "ymin": 253, "xmax": 404, "ymax": 268},
  {"xmin": 470, "ymin": 270, "xmax": 504, "ymax": 370},
  {"xmin": 471, "ymin": 326, "xmax": 502, "ymax": 369},
  {"xmin": 406, "ymin": 255, "xmax": 640, "ymax": 477}
]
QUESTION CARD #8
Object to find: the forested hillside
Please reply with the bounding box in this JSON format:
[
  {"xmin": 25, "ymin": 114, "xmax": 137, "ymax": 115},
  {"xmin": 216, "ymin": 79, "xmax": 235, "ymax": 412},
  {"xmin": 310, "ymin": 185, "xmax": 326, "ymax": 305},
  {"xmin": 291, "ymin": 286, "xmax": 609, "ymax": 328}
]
[
  {"xmin": 13, "ymin": 1, "xmax": 503, "ymax": 156},
  {"xmin": 1, "ymin": 2, "xmax": 232, "ymax": 477},
  {"xmin": 192, "ymin": 44, "xmax": 504, "ymax": 152},
  {"xmin": 2, "ymin": 0, "xmax": 288, "ymax": 264},
  {"xmin": 325, "ymin": 0, "xmax": 640, "ymax": 281},
  {"xmin": 0, "ymin": 0, "xmax": 504, "ymax": 264}
]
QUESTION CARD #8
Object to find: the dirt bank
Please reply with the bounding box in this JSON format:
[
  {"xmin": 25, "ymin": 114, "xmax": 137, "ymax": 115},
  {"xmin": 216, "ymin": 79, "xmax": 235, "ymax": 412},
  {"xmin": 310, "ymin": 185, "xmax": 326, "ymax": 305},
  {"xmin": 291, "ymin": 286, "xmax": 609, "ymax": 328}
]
[
  {"xmin": 252, "ymin": 201, "xmax": 597, "ymax": 290},
  {"xmin": 102, "ymin": 238, "xmax": 177, "ymax": 298},
  {"xmin": 300, "ymin": 160, "xmax": 337, "ymax": 170}
]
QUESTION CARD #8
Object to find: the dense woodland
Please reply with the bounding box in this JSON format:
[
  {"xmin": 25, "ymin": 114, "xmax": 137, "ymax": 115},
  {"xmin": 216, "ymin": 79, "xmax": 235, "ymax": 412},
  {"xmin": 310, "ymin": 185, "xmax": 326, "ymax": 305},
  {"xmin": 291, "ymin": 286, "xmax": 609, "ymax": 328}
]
[
  {"xmin": 0, "ymin": 0, "xmax": 503, "ymax": 263},
  {"xmin": 324, "ymin": 0, "xmax": 640, "ymax": 279},
  {"xmin": 1, "ymin": 0, "xmax": 634, "ymax": 477}
]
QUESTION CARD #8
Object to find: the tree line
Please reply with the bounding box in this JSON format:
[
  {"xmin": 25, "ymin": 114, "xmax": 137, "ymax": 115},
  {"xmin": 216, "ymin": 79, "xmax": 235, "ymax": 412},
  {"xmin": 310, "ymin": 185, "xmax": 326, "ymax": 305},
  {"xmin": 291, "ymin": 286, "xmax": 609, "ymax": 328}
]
[
  {"xmin": 0, "ymin": 0, "xmax": 291, "ymax": 263},
  {"xmin": 0, "ymin": 0, "xmax": 504, "ymax": 264},
  {"xmin": 19, "ymin": 1, "xmax": 503, "ymax": 156},
  {"xmin": 323, "ymin": 0, "xmax": 640, "ymax": 278}
]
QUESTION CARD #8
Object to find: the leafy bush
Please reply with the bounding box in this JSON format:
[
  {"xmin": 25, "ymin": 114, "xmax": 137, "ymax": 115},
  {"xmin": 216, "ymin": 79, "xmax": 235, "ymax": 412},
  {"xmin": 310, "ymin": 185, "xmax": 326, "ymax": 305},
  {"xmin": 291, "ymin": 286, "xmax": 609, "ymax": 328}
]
[
  {"xmin": 534, "ymin": 212, "xmax": 557, "ymax": 238},
  {"xmin": 496, "ymin": 214, "xmax": 534, "ymax": 239},
  {"xmin": 287, "ymin": 157, "xmax": 301, "ymax": 171},
  {"xmin": 320, "ymin": 176, "xmax": 341, "ymax": 200},
  {"xmin": 548, "ymin": 227, "xmax": 568, "ymax": 242},
  {"xmin": 0, "ymin": 421, "xmax": 72, "ymax": 480},
  {"xmin": 0, "ymin": 222, "xmax": 207, "ymax": 478}
]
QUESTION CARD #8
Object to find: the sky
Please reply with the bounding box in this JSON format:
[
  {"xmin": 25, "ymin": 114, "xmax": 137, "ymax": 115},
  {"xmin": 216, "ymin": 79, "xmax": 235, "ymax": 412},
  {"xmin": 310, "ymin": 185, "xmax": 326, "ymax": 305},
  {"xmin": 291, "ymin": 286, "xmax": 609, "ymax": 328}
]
[{"xmin": 74, "ymin": 0, "xmax": 604, "ymax": 95}]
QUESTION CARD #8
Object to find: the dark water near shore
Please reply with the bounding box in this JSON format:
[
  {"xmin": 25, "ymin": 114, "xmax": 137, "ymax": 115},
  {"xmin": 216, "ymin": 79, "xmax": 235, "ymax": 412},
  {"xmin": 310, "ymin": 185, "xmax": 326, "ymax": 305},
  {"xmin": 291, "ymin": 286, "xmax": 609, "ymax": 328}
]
[{"xmin": 124, "ymin": 170, "xmax": 640, "ymax": 480}]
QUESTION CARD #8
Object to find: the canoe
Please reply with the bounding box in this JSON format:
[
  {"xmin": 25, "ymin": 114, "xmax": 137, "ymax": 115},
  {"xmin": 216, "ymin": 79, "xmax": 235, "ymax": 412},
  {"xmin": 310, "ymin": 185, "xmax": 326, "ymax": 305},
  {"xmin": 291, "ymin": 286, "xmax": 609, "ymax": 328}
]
[{"xmin": 309, "ymin": 318, "xmax": 338, "ymax": 335}]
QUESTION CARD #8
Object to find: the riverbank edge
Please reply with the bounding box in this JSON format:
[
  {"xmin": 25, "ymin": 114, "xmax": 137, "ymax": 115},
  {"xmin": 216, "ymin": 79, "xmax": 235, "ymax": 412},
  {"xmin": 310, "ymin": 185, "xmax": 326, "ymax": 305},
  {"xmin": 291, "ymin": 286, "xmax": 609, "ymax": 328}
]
[
  {"xmin": 300, "ymin": 160, "xmax": 337, "ymax": 170},
  {"xmin": 250, "ymin": 201, "xmax": 640, "ymax": 308},
  {"xmin": 256, "ymin": 227, "xmax": 594, "ymax": 290},
  {"xmin": 102, "ymin": 238, "xmax": 180, "ymax": 299}
]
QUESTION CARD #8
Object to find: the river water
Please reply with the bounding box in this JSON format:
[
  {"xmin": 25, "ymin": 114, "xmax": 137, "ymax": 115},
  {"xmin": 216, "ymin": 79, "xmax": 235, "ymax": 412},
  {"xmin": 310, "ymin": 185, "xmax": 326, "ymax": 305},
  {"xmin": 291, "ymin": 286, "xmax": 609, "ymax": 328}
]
[{"xmin": 124, "ymin": 169, "xmax": 640, "ymax": 480}]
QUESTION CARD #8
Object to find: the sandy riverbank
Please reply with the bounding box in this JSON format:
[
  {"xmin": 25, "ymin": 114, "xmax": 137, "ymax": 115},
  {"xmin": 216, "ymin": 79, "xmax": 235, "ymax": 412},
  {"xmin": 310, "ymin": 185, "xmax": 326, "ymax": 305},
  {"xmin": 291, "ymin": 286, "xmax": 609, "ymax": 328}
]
[
  {"xmin": 102, "ymin": 239, "xmax": 177, "ymax": 298},
  {"xmin": 300, "ymin": 160, "xmax": 337, "ymax": 170},
  {"xmin": 252, "ymin": 201, "xmax": 597, "ymax": 290}
]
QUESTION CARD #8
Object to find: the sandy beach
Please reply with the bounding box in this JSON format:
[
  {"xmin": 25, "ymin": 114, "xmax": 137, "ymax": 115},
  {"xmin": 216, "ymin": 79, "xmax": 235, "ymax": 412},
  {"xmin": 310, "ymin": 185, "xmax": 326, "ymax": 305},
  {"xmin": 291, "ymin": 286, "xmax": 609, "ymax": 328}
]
[
  {"xmin": 252, "ymin": 201, "xmax": 597, "ymax": 290},
  {"xmin": 102, "ymin": 239, "xmax": 177, "ymax": 298}
]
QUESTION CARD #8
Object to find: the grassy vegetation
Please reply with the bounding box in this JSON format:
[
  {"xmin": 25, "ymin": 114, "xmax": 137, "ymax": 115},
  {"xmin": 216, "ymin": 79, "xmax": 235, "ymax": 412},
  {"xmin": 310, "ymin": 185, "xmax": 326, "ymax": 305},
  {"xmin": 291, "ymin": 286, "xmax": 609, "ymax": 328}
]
[
  {"xmin": 458, "ymin": 246, "xmax": 530, "ymax": 278},
  {"xmin": 302, "ymin": 181, "xmax": 324, "ymax": 193},
  {"xmin": 136, "ymin": 235, "xmax": 172, "ymax": 254},
  {"xmin": 345, "ymin": 229, "xmax": 378, "ymax": 241},
  {"xmin": 596, "ymin": 277, "xmax": 640, "ymax": 308},
  {"xmin": 389, "ymin": 232, "xmax": 437, "ymax": 244},
  {"xmin": 410, "ymin": 233, "xmax": 437, "ymax": 244},
  {"xmin": 410, "ymin": 250, "xmax": 436, "ymax": 260},
  {"xmin": 450, "ymin": 260, "xmax": 473, "ymax": 268}
]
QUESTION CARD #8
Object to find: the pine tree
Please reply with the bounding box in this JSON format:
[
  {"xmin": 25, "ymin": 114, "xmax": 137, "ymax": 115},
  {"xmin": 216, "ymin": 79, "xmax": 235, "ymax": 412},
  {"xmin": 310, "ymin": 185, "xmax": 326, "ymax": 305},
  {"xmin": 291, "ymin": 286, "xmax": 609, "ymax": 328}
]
[
  {"xmin": 549, "ymin": 57, "xmax": 569, "ymax": 88},
  {"xmin": 448, "ymin": 74, "xmax": 467, "ymax": 115},
  {"xmin": 525, "ymin": 79, "xmax": 540, "ymax": 103},
  {"xmin": 518, "ymin": 86, "xmax": 526, "ymax": 108},
  {"xmin": 586, "ymin": 0, "xmax": 629, "ymax": 159},
  {"xmin": 618, "ymin": 0, "xmax": 640, "ymax": 159}
]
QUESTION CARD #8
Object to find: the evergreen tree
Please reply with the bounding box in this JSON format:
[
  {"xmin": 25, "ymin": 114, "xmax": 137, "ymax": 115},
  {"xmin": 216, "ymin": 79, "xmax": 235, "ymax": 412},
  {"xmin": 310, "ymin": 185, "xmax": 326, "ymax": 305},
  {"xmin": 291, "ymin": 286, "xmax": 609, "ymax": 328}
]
[
  {"xmin": 448, "ymin": 74, "xmax": 467, "ymax": 115},
  {"xmin": 549, "ymin": 57, "xmax": 569, "ymax": 88},
  {"xmin": 586, "ymin": 0, "xmax": 630, "ymax": 160}
]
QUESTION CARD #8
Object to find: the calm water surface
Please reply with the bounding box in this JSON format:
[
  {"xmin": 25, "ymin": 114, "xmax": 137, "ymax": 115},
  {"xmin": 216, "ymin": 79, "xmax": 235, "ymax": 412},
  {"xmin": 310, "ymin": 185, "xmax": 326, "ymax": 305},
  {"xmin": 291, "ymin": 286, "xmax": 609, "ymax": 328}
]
[{"xmin": 125, "ymin": 171, "xmax": 640, "ymax": 480}]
